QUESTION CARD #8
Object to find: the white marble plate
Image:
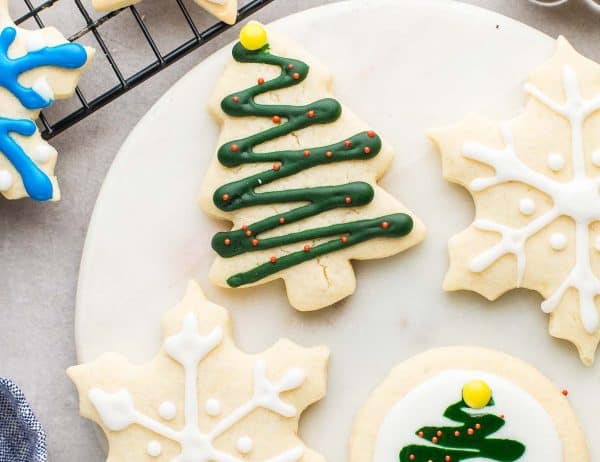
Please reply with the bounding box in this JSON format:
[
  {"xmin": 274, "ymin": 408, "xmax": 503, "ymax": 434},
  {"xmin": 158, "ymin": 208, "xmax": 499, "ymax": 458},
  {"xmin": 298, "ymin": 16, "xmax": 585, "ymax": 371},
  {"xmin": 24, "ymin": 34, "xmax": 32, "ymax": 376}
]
[{"xmin": 76, "ymin": 0, "xmax": 598, "ymax": 459}]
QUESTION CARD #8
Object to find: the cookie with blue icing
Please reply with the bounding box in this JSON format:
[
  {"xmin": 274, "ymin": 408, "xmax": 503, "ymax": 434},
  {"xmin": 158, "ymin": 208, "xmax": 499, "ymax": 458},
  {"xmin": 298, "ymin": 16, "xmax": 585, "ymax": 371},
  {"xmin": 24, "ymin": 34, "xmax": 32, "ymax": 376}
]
[{"xmin": 0, "ymin": 0, "xmax": 94, "ymax": 201}]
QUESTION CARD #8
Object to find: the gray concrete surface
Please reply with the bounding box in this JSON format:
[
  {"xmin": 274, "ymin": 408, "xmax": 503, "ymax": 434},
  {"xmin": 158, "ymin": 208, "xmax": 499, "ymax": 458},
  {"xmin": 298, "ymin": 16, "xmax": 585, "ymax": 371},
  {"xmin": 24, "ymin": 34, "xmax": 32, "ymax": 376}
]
[{"xmin": 1, "ymin": 0, "xmax": 599, "ymax": 460}]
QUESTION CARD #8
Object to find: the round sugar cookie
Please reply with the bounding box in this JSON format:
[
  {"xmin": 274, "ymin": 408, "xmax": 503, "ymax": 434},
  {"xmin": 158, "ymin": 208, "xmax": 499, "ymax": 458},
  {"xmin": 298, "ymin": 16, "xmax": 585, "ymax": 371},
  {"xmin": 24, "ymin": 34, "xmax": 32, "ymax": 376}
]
[{"xmin": 349, "ymin": 347, "xmax": 588, "ymax": 462}]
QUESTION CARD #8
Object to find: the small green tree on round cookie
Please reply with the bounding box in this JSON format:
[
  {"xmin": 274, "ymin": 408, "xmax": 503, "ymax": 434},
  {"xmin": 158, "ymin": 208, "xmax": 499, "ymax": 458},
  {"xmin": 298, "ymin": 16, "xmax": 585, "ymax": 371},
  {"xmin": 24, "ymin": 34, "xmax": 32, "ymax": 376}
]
[{"xmin": 399, "ymin": 380, "xmax": 526, "ymax": 462}]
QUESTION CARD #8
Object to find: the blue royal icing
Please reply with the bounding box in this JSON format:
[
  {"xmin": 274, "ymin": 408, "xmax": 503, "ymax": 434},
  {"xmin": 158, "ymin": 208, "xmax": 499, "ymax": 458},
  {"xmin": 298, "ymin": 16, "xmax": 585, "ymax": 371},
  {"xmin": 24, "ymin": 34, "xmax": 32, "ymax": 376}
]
[
  {"xmin": 0, "ymin": 26, "xmax": 88, "ymax": 109},
  {"xmin": 0, "ymin": 117, "xmax": 53, "ymax": 201}
]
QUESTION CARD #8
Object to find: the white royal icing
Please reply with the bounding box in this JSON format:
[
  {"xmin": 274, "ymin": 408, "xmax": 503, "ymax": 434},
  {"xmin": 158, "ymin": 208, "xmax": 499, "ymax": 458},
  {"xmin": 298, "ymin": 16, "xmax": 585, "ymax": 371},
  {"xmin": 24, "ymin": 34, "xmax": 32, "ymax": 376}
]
[
  {"xmin": 205, "ymin": 398, "xmax": 221, "ymax": 417},
  {"xmin": 25, "ymin": 31, "xmax": 46, "ymax": 52},
  {"xmin": 88, "ymin": 312, "xmax": 306, "ymax": 462},
  {"xmin": 31, "ymin": 76, "xmax": 54, "ymax": 103},
  {"xmin": 0, "ymin": 169, "xmax": 13, "ymax": 191},
  {"xmin": 237, "ymin": 436, "xmax": 253, "ymax": 454},
  {"xmin": 518, "ymin": 197, "xmax": 535, "ymax": 216},
  {"xmin": 147, "ymin": 440, "xmax": 162, "ymax": 457},
  {"xmin": 595, "ymin": 236, "xmax": 600, "ymax": 252},
  {"xmin": 463, "ymin": 65, "xmax": 600, "ymax": 333},
  {"xmin": 32, "ymin": 144, "xmax": 55, "ymax": 163},
  {"xmin": 547, "ymin": 152, "xmax": 565, "ymax": 172},
  {"xmin": 549, "ymin": 232, "xmax": 567, "ymax": 251},
  {"xmin": 159, "ymin": 401, "xmax": 176, "ymax": 420},
  {"xmin": 373, "ymin": 370, "xmax": 561, "ymax": 462}
]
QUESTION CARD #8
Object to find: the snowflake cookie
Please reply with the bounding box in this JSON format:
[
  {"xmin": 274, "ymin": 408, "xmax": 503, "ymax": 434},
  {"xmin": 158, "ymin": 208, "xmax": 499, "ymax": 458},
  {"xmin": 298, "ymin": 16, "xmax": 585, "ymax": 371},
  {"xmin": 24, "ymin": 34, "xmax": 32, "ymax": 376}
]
[
  {"xmin": 0, "ymin": 0, "xmax": 94, "ymax": 201},
  {"xmin": 199, "ymin": 23, "xmax": 425, "ymax": 311},
  {"xmin": 92, "ymin": 0, "xmax": 238, "ymax": 25},
  {"xmin": 350, "ymin": 347, "xmax": 588, "ymax": 462},
  {"xmin": 430, "ymin": 38, "xmax": 600, "ymax": 365},
  {"xmin": 68, "ymin": 282, "xmax": 329, "ymax": 462}
]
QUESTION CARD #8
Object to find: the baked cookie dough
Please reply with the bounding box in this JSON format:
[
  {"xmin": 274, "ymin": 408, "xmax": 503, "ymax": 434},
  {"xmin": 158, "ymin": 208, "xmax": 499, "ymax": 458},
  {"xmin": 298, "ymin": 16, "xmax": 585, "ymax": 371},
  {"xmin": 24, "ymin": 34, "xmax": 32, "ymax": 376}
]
[
  {"xmin": 431, "ymin": 38, "xmax": 600, "ymax": 365},
  {"xmin": 0, "ymin": 0, "xmax": 94, "ymax": 201},
  {"xmin": 350, "ymin": 347, "xmax": 588, "ymax": 462},
  {"xmin": 200, "ymin": 23, "xmax": 425, "ymax": 311},
  {"xmin": 92, "ymin": 0, "xmax": 238, "ymax": 25},
  {"xmin": 68, "ymin": 282, "xmax": 329, "ymax": 462}
]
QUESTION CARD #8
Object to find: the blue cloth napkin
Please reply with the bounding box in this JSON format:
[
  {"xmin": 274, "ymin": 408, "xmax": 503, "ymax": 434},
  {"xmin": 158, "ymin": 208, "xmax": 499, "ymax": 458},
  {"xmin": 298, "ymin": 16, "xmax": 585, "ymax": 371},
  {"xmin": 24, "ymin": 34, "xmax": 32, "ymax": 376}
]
[{"xmin": 0, "ymin": 378, "xmax": 47, "ymax": 462}]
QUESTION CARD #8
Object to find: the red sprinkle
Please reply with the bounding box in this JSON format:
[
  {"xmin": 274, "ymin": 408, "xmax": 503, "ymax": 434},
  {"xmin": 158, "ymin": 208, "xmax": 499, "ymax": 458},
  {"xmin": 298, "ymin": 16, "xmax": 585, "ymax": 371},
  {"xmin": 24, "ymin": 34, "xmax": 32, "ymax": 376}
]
[
  {"xmin": 307, "ymin": 110, "xmax": 315, "ymax": 118},
  {"xmin": 230, "ymin": 144, "xmax": 239, "ymax": 152},
  {"xmin": 245, "ymin": 230, "xmax": 252, "ymax": 237},
  {"xmin": 326, "ymin": 151, "xmax": 333, "ymax": 158},
  {"xmin": 562, "ymin": 389, "xmax": 569, "ymax": 397},
  {"xmin": 224, "ymin": 238, "xmax": 231, "ymax": 246},
  {"xmin": 232, "ymin": 96, "xmax": 239, "ymax": 103},
  {"xmin": 242, "ymin": 224, "xmax": 248, "ymax": 231},
  {"xmin": 417, "ymin": 431, "xmax": 424, "ymax": 438},
  {"xmin": 258, "ymin": 77, "xmax": 265, "ymax": 85},
  {"xmin": 304, "ymin": 244, "xmax": 311, "ymax": 252},
  {"xmin": 381, "ymin": 221, "xmax": 390, "ymax": 229},
  {"xmin": 499, "ymin": 414, "xmax": 505, "ymax": 419},
  {"xmin": 345, "ymin": 197, "xmax": 352, "ymax": 204},
  {"xmin": 409, "ymin": 456, "xmax": 415, "ymax": 461},
  {"xmin": 341, "ymin": 236, "xmax": 348, "ymax": 244},
  {"xmin": 222, "ymin": 193, "xmax": 230, "ymax": 201},
  {"xmin": 252, "ymin": 239, "xmax": 259, "ymax": 247},
  {"xmin": 279, "ymin": 217, "xmax": 285, "ymax": 224},
  {"xmin": 287, "ymin": 63, "xmax": 295, "ymax": 70},
  {"xmin": 273, "ymin": 163, "xmax": 281, "ymax": 171},
  {"xmin": 272, "ymin": 115, "xmax": 281, "ymax": 124},
  {"xmin": 436, "ymin": 431, "xmax": 443, "ymax": 437},
  {"xmin": 445, "ymin": 457, "xmax": 452, "ymax": 462},
  {"xmin": 467, "ymin": 428, "xmax": 474, "ymax": 436},
  {"xmin": 292, "ymin": 72, "xmax": 300, "ymax": 80},
  {"xmin": 454, "ymin": 431, "xmax": 460, "ymax": 437},
  {"xmin": 432, "ymin": 437, "xmax": 438, "ymax": 444},
  {"xmin": 344, "ymin": 140, "xmax": 352, "ymax": 148},
  {"xmin": 363, "ymin": 146, "xmax": 372, "ymax": 154},
  {"xmin": 367, "ymin": 130, "xmax": 376, "ymax": 138},
  {"xmin": 303, "ymin": 150, "xmax": 311, "ymax": 157},
  {"xmin": 270, "ymin": 256, "xmax": 277, "ymax": 263}
]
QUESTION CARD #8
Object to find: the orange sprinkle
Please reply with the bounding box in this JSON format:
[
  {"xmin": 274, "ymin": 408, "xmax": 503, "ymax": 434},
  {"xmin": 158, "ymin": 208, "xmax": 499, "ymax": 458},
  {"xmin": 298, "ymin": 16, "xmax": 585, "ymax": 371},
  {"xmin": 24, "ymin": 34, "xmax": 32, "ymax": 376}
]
[
  {"xmin": 304, "ymin": 244, "xmax": 311, "ymax": 252},
  {"xmin": 341, "ymin": 236, "xmax": 348, "ymax": 244},
  {"xmin": 326, "ymin": 151, "xmax": 333, "ymax": 158},
  {"xmin": 307, "ymin": 110, "xmax": 315, "ymax": 118},
  {"xmin": 224, "ymin": 238, "xmax": 231, "ymax": 246},
  {"xmin": 303, "ymin": 150, "xmax": 311, "ymax": 157},
  {"xmin": 270, "ymin": 256, "xmax": 277, "ymax": 263},
  {"xmin": 258, "ymin": 77, "xmax": 265, "ymax": 85},
  {"xmin": 432, "ymin": 437, "xmax": 438, "ymax": 444},
  {"xmin": 454, "ymin": 431, "xmax": 460, "ymax": 437},
  {"xmin": 245, "ymin": 230, "xmax": 252, "ymax": 237},
  {"xmin": 475, "ymin": 423, "xmax": 481, "ymax": 430},
  {"xmin": 232, "ymin": 96, "xmax": 239, "ymax": 103},
  {"xmin": 345, "ymin": 197, "xmax": 352, "ymax": 204},
  {"xmin": 279, "ymin": 217, "xmax": 285, "ymax": 224},
  {"xmin": 381, "ymin": 221, "xmax": 390, "ymax": 229},
  {"xmin": 222, "ymin": 193, "xmax": 230, "ymax": 201},
  {"xmin": 467, "ymin": 428, "xmax": 474, "ymax": 436},
  {"xmin": 562, "ymin": 389, "xmax": 569, "ymax": 396},
  {"xmin": 287, "ymin": 64, "xmax": 294, "ymax": 70},
  {"xmin": 272, "ymin": 115, "xmax": 281, "ymax": 124},
  {"xmin": 230, "ymin": 144, "xmax": 239, "ymax": 152},
  {"xmin": 242, "ymin": 224, "xmax": 248, "ymax": 231},
  {"xmin": 363, "ymin": 146, "xmax": 372, "ymax": 154},
  {"xmin": 367, "ymin": 130, "xmax": 376, "ymax": 138},
  {"xmin": 292, "ymin": 72, "xmax": 300, "ymax": 80},
  {"xmin": 252, "ymin": 239, "xmax": 259, "ymax": 247},
  {"xmin": 273, "ymin": 163, "xmax": 281, "ymax": 171}
]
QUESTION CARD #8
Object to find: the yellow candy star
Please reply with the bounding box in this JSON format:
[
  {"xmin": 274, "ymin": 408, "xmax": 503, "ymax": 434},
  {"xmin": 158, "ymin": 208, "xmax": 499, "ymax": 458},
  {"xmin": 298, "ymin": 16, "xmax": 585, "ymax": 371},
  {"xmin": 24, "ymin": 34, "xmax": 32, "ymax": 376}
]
[
  {"xmin": 240, "ymin": 21, "xmax": 268, "ymax": 51},
  {"xmin": 462, "ymin": 380, "xmax": 492, "ymax": 409}
]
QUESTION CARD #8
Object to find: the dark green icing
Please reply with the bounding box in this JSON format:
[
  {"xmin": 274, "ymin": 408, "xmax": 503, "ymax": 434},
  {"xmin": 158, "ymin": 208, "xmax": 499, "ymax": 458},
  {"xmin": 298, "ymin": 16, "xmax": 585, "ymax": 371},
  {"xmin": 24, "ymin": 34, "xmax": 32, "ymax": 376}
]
[
  {"xmin": 399, "ymin": 399, "xmax": 526, "ymax": 462},
  {"xmin": 212, "ymin": 42, "xmax": 414, "ymax": 287}
]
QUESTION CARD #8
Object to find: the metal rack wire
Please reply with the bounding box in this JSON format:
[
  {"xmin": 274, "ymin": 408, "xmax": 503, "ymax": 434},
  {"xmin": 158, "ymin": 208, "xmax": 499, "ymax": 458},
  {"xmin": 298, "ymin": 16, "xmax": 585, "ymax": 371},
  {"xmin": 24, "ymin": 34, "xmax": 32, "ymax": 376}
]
[{"xmin": 15, "ymin": 0, "xmax": 275, "ymax": 139}]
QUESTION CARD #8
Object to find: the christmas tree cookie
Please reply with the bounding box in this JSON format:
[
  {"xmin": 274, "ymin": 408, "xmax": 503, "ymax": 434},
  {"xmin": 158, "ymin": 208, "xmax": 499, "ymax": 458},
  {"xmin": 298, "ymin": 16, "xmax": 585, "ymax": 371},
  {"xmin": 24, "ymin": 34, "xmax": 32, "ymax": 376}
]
[
  {"xmin": 0, "ymin": 0, "xmax": 94, "ymax": 201},
  {"xmin": 350, "ymin": 347, "xmax": 588, "ymax": 462},
  {"xmin": 68, "ymin": 282, "xmax": 329, "ymax": 462},
  {"xmin": 92, "ymin": 0, "xmax": 238, "ymax": 25},
  {"xmin": 431, "ymin": 38, "xmax": 600, "ymax": 365},
  {"xmin": 199, "ymin": 23, "xmax": 425, "ymax": 310}
]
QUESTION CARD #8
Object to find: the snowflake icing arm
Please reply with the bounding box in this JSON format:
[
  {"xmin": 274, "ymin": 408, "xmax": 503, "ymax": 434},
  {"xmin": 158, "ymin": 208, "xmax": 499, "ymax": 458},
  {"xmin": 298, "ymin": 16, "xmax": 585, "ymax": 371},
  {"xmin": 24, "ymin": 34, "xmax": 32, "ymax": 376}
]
[
  {"xmin": 430, "ymin": 37, "xmax": 600, "ymax": 365},
  {"xmin": 0, "ymin": 25, "xmax": 90, "ymax": 109},
  {"xmin": 67, "ymin": 282, "xmax": 329, "ymax": 462}
]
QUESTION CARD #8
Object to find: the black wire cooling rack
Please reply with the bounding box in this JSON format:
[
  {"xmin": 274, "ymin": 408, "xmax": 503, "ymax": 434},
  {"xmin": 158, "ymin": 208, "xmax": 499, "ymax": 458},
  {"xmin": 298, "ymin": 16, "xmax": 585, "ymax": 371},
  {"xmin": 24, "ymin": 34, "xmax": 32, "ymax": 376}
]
[{"xmin": 14, "ymin": 0, "xmax": 275, "ymax": 139}]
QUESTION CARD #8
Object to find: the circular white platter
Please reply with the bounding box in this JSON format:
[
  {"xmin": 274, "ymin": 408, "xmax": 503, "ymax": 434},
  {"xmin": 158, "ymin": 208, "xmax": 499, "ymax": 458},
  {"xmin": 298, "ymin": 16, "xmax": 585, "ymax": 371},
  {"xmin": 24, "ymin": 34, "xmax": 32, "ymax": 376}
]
[{"xmin": 76, "ymin": 0, "xmax": 598, "ymax": 459}]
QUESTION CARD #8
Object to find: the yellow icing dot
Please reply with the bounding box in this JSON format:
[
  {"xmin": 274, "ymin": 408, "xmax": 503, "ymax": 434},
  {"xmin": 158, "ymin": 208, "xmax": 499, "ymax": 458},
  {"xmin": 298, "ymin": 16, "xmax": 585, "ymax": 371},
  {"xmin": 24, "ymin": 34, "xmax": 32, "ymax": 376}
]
[
  {"xmin": 462, "ymin": 380, "xmax": 492, "ymax": 409},
  {"xmin": 239, "ymin": 21, "xmax": 268, "ymax": 51}
]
